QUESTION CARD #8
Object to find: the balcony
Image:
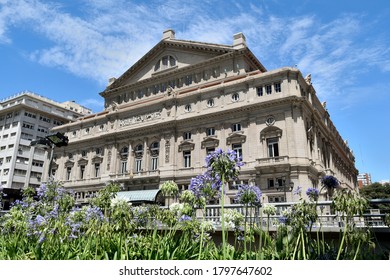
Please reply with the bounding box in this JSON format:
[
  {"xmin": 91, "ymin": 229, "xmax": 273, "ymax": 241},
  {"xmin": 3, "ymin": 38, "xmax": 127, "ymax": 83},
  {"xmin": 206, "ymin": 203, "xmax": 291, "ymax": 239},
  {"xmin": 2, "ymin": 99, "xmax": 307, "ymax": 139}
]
[{"xmin": 255, "ymin": 156, "xmax": 290, "ymax": 173}]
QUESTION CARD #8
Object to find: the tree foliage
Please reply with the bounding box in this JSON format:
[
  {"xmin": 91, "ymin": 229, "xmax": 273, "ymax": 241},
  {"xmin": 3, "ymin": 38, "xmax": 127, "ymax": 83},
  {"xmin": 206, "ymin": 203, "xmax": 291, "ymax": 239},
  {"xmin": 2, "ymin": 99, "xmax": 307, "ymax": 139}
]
[{"xmin": 360, "ymin": 182, "xmax": 390, "ymax": 211}]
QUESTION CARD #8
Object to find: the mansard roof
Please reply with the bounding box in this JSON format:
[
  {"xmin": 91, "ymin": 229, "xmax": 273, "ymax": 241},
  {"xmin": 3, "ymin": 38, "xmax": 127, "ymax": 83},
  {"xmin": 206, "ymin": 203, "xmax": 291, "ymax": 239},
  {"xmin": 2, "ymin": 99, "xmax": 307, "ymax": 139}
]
[{"xmin": 100, "ymin": 30, "xmax": 266, "ymax": 97}]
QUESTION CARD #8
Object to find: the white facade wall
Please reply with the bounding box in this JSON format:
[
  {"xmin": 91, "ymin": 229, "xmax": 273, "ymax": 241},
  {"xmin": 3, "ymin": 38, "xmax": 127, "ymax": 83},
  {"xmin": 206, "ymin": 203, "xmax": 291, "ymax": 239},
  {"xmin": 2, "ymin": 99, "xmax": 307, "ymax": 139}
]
[{"xmin": 50, "ymin": 31, "xmax": 357, "ymax": 204}]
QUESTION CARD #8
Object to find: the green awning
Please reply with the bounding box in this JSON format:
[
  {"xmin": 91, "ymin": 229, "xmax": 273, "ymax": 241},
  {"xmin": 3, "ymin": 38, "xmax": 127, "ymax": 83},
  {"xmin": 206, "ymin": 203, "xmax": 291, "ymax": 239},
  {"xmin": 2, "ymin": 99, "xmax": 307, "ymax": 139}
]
[{"xmin": 116, "ymin": 189, "xmax": 161, "ymax": 203}]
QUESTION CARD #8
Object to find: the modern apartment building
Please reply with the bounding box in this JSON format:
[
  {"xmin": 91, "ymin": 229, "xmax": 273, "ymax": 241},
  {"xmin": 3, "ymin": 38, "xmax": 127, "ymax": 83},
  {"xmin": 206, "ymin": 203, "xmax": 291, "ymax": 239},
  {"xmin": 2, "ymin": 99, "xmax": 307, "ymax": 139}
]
[
  {"xmin": 49, "ymin": 30, "xmax": 358, "ymax": 204},
  {"xmin": 0, "ymin": 91, "xmax": 91, "ymax": 208},
  {"xmin": 357, "ymin": 173, "xmax": 372, "ymax": 188}
]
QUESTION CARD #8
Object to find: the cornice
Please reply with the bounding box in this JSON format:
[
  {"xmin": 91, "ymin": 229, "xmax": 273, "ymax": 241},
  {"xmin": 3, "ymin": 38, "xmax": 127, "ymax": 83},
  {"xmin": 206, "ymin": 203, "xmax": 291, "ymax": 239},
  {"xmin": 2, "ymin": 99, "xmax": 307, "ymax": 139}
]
[
  {"xmin": 100, "ymin": 52, "xmax": 237, "ymax": 97},
  {"xmin": 103, "ymin": 39, "xmax": 235, "ymax": 93}
]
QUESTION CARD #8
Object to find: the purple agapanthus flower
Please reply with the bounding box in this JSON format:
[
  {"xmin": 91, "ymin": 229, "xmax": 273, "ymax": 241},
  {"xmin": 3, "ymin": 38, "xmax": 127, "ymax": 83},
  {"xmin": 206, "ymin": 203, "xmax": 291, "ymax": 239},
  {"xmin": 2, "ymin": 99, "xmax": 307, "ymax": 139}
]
[
  {"xmin": 205, "ymin": 148, "xmax": 244, "ymax": 181},
  {"xmin": 306, "ymin": 187, "xmax": 319, "ymax": 201},
  {"xmin": 189, "ymin": 172, "xmax": 221, "ymax": 202},
  {"xmin": 321, "ymin": 175, "xmax": 339, "ymax": 189},
  {"xmin": 293, "ymin": 186, "xmax": 302, "ymax": 196},
  {"xmin": 35, "ymin": 214, "xmax": 46, "ymax": 226},
  {"xmin": 235, "ymin": 184, "xmax": 262, "ymax": 207},
  {"xmin": 36, "ymin": 184, "xmax": 47, "ymax": 198},
  {"xmin": 85, "ymin": 206, "xmax": 104, "ymax": 222},
  {"xmin": 178, "ymin": 215, "xmax": 192, "ymax": 222},
  {"xmin": 278, "ymin": 216, "xmax": 288, "ymax": 225}
]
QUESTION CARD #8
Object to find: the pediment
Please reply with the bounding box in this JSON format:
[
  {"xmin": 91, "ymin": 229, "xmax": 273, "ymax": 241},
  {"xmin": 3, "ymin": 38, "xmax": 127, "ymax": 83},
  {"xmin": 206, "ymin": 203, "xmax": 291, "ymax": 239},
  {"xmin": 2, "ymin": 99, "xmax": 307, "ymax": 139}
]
[
  {"xmin": 178, "ymin": 140, "xmax": 195, "ymax": 152},
  {"xmin": 51, "ymin": 162, "xmax": 59, "ymax": 169},
  {"xmin": 92, "ymin": 155, "xmax": 103, "ymax": 163},
  {"xmin": 260, "ymin": 126, "xmax": 283, "ymax": 141},
  {"xmin": 65, "ymin": 160, "xmax": 75, "ymax": 167},
  {"xmin": 226, "ymin": 132, "xmax": 246, "ymax": 145},
  {"xmin": 77, "ymin": 158, "xmax": 89, "ymax": 166},
  {"xmin": 104, "ymin": 39, "xmax": 234, "ymax": 91},
  {"xmin": 201, "ymin": 136, "xmax": 219, "ymax": 149}
]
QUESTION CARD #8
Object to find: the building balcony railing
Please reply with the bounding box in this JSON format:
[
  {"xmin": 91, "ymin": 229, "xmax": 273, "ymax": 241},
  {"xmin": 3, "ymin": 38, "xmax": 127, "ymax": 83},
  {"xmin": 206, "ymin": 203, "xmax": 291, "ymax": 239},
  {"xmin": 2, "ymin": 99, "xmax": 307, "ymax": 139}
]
[
  {"xmin": 256, "ymin": 155, "xmax": 289, "ymax": 165},
  {"xmin": 199, "ymin": 199, "xmax": 390, "ymax": 231},
  {"xmin": 255, "ymin": 156, "xmax": 290, "ymax": 172}
]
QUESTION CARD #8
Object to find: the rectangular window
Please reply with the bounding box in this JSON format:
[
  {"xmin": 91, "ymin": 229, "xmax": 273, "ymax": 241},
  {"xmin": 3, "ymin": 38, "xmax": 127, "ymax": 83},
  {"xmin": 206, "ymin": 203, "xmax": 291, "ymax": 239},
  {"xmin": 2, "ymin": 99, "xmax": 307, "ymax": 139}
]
[
  {"xmin": 206, "ymin": 147, "xmax": 215, "ymax": 155},
  {"xmin": 94, "ymin": 163, "xmax": 100, "ymax": 177},
  {"xmin": 257, "ymin": 86, "xmax": 263, "ymax": 96},
  {"xmin": 21, "ymin": 132, "xmax": 33, "ymax": 140},
  {"xmin": 265, "ymin": 85, "xmax": 272, "ymax": 95},
  {"xmin": 274, "ymin": 82, "xmax": 281, "ymax": 93},
  {"xmin": 120, "ymin": 161, "xmax": 127, "ymax": 174},
  {"xmin": 232, "ymin": 123, "xmax": 241, "ymax": 132},
  {"xmin": 183, "ymin": 151, "xmax": 191, "ymax": 168},
  {"xmin": 135, "ymin": 159, "xmax": 142, "ymax": 173},
  {"xmin": 162, "ymin": 56, "xmax": 168, "ymax": 69},
  {"xmin": 206, "ymin": 128, "xmax": 215, "ymax": 136},
  {"xmin": 184, "ymin": 131, "xmax": 192, "ymax": 140},
  {"xmin": 66, "ymin": 167, "xmax": 72, "ymax": 180},
  {"xmin": 37, "ymin": 126, "xmax": 48, "ymax": 133},
  {"xmin": 23, "ymin": 122, "xmax": 35, "ymax": 130},
  {"xmin": 277, "ymin": 178, "xmax": 284, "ymax": 189},
  {"xmin": 32, "ymin": 160, "xmax": 43, "ymax": 167},
  {"xmin": 232, "ymin": 143, "xmax": 243, "ymax": 160},
  {"xmin": 185, "ymin": 75, "xmax": 192, "ymax": 86},
  {"xmin": 267, "ymin": 137, "xmax": 279, "ymax": 157},
  {"xmin": 151, "ymin": 157, "xmax": 158, "ymax": 171},
  {"xmin": 268, "ymin": 178, "xmax": 275, "ymax": 189},
  {"xmin": 80, "ymin": 165, "xmax": 85, "ymax": 179}
]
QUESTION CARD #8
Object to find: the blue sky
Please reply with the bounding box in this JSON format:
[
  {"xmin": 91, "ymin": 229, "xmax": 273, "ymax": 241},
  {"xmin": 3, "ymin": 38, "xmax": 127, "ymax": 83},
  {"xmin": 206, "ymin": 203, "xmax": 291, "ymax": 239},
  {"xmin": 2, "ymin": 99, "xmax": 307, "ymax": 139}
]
[{"xmin": 0, "ymin": 0, "xmax": 389, "ymax": 183}]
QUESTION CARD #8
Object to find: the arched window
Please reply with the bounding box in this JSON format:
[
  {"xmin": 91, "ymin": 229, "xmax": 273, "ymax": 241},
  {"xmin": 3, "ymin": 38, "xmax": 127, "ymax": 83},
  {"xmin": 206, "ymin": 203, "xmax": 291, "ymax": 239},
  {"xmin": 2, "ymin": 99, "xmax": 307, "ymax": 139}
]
[
  {"xmin": 120, "ymin": 146, "xmax": 129, "ymax": 174},
  {"xmin": 154, "ymin": 55, "xmax": 176, "ymax": 71},
  {"xmin": 134, "ymin": 144, "xmax": 144, "ymax": 173},
  {"xmin": 150, "ymin": 142, "xmax": 159, "ymax": 171}
]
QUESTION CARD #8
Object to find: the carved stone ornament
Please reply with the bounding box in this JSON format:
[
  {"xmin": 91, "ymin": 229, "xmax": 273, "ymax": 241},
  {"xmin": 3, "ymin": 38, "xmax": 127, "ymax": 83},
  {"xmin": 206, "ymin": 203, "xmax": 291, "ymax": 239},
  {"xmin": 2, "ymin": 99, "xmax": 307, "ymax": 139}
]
[
  {"xmin": 265, "ymin": 115, "xmax": 275, "ymax": 126},
  {"xmin": 304, "ymin": 74, "xmax": 312, "ymax": 85},
  {"xmin": 119, "ymin": 110, "xmax": 162, "ymax": 127},
  {"xmin": 179, "ymin": 140, "xmax": 195, "ymax": 152}
]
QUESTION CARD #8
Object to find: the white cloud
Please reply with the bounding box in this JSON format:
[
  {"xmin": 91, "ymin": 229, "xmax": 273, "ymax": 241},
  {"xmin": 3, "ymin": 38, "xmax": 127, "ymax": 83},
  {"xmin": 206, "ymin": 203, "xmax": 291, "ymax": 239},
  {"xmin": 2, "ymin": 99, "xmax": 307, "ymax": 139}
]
[{"xmin": 0, "ymin": 0, "xmax": 389, "ymax": 105}]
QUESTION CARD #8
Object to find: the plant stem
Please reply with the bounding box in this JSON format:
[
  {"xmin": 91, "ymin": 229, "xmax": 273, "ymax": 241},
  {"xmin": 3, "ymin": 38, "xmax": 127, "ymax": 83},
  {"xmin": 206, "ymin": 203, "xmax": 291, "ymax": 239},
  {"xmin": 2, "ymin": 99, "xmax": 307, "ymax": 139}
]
[
  {"xmin": 221, "ymin": 174, "xmax": 226, "ymax": 259},
  {"xmin": 198, "ymin": 204, "xmax": 206, "ymax": 260},
  {"xmin": 337, "ymin": 217, "xmax": 348, "ymax": 260},
  {"xmin": 292, "ymin": 231, "xmax": 301, "ymax": 260},
  {"xmin": 353, "ymin": 240, "xmax": 361, "ymax": 260}
]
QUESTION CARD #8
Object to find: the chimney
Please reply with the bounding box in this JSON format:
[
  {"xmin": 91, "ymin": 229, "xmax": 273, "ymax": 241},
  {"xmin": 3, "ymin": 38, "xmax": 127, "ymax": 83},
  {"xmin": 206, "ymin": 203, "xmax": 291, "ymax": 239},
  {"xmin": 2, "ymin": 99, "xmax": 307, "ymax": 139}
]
[
  {"xmin": 233, "ymin": 32, "xmax": 247, "ymax": 49},
  {"xmin": 108, "ymin": 77, "xmax": 116, "ymax": 86},
  {"xmin": 162, "ymin": 29, "xmax": 175, "ymax": 40}
]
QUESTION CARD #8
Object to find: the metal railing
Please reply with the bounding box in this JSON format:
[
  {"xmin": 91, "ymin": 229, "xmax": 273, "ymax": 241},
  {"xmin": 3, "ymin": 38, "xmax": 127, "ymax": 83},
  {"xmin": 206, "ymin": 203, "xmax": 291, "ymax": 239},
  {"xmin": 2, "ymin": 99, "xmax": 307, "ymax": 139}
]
[{"xmin": 199, "ymin": 199, "xmax": 390, "ymax": 231}]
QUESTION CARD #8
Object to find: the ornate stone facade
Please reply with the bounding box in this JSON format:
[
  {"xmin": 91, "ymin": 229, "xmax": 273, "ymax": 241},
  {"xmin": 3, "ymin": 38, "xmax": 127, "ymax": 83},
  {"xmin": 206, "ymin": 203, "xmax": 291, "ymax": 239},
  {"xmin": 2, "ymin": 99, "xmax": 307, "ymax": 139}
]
[{"xmin": 49, "ymin": 30, "xmax": 358, "ymax": 204}]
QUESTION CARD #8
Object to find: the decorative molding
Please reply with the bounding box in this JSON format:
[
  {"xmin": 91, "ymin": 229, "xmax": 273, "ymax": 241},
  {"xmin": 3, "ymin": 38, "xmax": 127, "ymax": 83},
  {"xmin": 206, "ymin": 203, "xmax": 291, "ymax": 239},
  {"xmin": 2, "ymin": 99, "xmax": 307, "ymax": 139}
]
[
  {"xmin": 226, "ymin": 132, "xmax": 246, "ymax": 145},
  {"xmin": 119, "ymin": 110, "xmax": 162, "ymax": 127},
  {"xmin": 201, "ymin": 136, "xmax": 219, "ymax": 149},
  {"xmin": 91, "ymin": 155, "xmax": 103, "ymax": 164},
  {"xmin": 260, "ymin": 126, "xmax": 283, "ymax": 142},
  {"xmin": 179, "ymin": 140, "xmax": 195, "ymax": 152}
]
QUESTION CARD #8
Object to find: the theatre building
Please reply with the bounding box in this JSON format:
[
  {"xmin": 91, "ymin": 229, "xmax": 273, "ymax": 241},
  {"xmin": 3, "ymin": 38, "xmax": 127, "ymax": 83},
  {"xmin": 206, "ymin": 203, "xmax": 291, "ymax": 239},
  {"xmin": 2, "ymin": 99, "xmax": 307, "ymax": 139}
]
[{"xmin": 49, "ymin": 30, "xmax": 358, "ymax": 204}]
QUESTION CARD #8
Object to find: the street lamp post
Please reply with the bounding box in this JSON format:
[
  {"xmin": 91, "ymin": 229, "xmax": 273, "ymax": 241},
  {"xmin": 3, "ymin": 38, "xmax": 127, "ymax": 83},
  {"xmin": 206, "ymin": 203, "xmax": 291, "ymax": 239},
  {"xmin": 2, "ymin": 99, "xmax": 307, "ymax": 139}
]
[
  {"xmin": 276, "ymin": 176, "xmax": 294, "ymax": 202},
  {"xmin": 30, "ymin": 132, "xmax": 69, "ymax": 180}
]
